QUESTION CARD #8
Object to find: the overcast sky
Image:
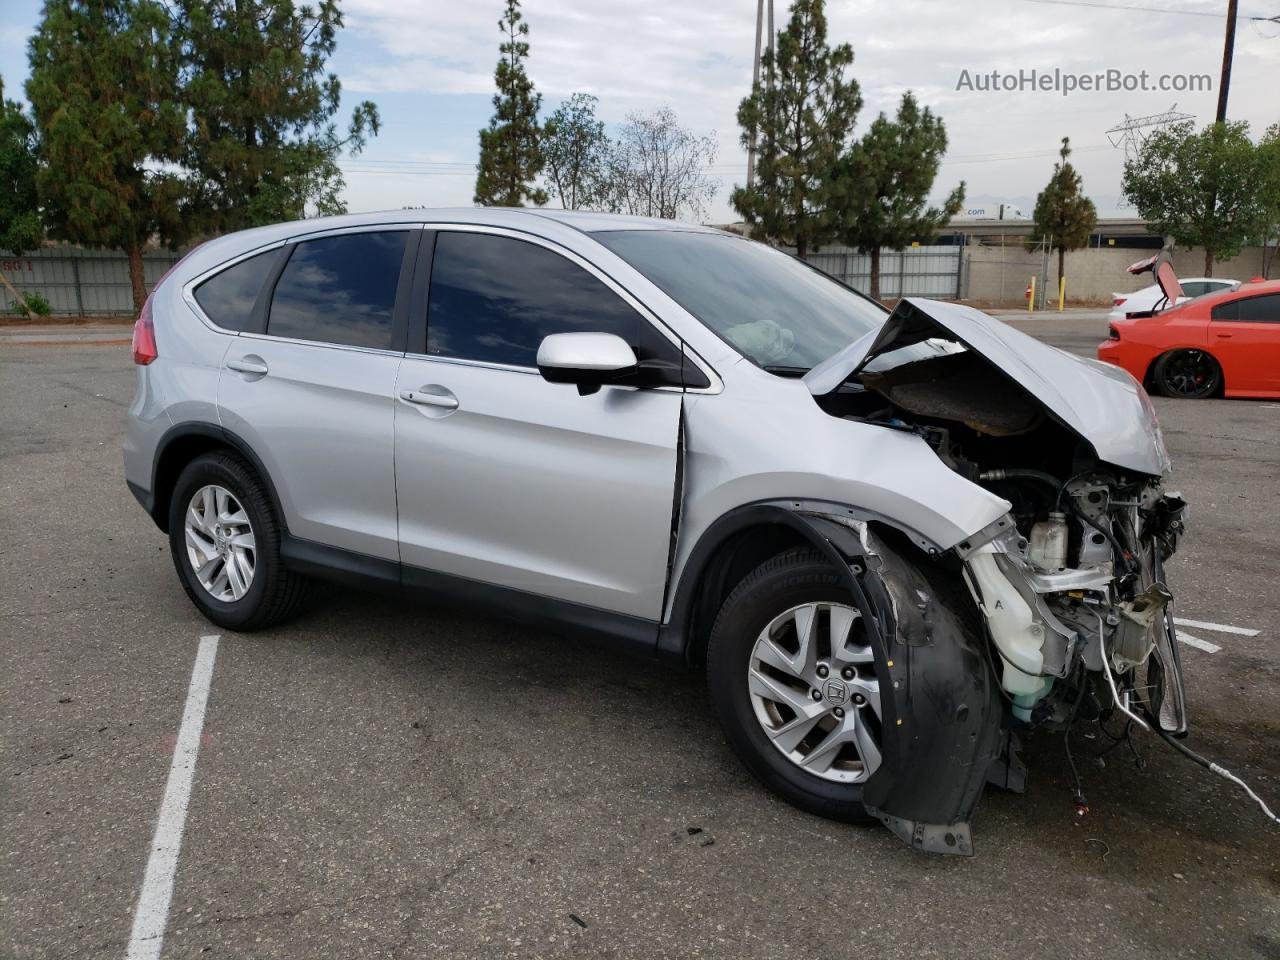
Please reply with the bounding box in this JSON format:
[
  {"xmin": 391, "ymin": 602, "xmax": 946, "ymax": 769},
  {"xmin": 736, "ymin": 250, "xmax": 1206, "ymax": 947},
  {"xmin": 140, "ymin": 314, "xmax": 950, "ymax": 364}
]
[{"xmin": 2, "ymin": 0, "xmax": 1277, "ymax": 223}]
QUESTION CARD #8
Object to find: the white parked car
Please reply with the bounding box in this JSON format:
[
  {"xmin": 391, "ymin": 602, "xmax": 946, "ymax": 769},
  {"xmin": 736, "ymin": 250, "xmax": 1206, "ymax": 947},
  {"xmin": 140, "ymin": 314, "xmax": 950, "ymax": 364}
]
[{"xmin": 1109, "ymin": 277, "xmax": 1239, "ymax": 321}]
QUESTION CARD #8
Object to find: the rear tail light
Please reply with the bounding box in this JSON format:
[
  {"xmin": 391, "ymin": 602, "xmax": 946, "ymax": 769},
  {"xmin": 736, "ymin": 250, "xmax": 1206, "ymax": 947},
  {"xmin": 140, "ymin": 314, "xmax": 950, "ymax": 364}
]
[
  {"xmin": 1112, "ymin": 296, "xmax": 1127, "ymax": 307},
  {"xmin": 132, "ymin": 295, "xmax": 157, "ymax": 365},
  {"xmin": 130, "ymin": 243, "xmax": 205, "ymax": 366},
  {"xmin": 1108, "ymin": 325, "xmax": 1120, "ymax": 341}
]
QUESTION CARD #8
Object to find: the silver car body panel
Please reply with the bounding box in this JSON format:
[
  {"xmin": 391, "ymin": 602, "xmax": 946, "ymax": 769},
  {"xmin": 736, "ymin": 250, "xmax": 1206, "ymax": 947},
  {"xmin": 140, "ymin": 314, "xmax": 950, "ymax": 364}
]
[
  {"xmin": 395, "ymin": 356, "xmax": 682, "ymax": 618},
  {"xmin": 804, "ymin": 297, "xmax": 1172, "ymax": 478},
  {"xmin": 666, "ymin": 366, "xmax": 1013, "ymax": 619},
  {"xmin": 130, "ymin": 207, "xmax": 1156, "ymax": 626},
  {"xmin": 123, "ymin": 266, "xmax": 233, "ymax": 495},
  {"xmin": 217, "ymin": 336, "xmax": 404, "ymax": 560}
]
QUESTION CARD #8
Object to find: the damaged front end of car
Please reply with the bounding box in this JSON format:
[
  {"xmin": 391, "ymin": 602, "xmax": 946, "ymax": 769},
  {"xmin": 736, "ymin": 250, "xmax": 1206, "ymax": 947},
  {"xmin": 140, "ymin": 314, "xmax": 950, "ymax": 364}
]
[{"xmin": 802, "ymin": 297, "xmax": 1190, "ymax": 853}]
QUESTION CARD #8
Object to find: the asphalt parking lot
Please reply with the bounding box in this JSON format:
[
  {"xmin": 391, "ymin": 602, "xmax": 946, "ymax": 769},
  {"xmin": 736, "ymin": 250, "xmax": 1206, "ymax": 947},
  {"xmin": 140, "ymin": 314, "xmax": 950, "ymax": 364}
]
[{"xmin": 3, "ymin": 311, "xmax": 1278, "ymax": 960}]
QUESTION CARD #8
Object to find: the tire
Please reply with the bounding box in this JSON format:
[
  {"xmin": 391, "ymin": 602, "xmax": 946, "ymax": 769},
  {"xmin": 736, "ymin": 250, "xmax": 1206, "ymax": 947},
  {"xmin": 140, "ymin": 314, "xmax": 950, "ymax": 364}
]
[
  {"xmin": 1151, "ymin": 349, "xmax": 1221, "ymax": 399},
  {"xmin": 706, "ymin": 548, "xmax": 880, "ymax": 824},
  {"xmin": 167, "ymin": 451, "xmax": 311, "ymax": 630}
]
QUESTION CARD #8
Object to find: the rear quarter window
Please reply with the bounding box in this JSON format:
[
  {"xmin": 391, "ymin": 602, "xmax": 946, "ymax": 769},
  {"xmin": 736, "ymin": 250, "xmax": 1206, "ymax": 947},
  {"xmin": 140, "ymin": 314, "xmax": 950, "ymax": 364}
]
[
  {"xmin": 1235, "ymin": 294, "xmax": 1280, "ymax": 323},
  {"xmin": 1213, "ymin": 295, "xmax": 1280, "ymax": 323},
  {"xmin": 192, "ymin": 249, "xmax": 282, "ymax": 331}
]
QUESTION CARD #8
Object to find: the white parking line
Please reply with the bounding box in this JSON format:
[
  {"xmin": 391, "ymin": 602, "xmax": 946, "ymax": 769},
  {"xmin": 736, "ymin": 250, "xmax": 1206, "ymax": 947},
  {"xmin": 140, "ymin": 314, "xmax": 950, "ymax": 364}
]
[
  {"xmin": 125, "ymin": 635, "xmax": 220, "ymax": 960},
  {"xmin": 1176, "ymin": 631, "xmax": 1222, "ymax": 654},
  {"xmin": 1172, "ymin": 617, "xmax": 1260, "ymax": 638}
]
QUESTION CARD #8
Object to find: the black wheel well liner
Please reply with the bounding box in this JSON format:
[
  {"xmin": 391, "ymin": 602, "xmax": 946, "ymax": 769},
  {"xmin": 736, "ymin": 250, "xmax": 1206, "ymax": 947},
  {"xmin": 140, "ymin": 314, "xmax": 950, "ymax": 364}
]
[
  {"xmin": 147, "ymin": 423, "xmax": 285, "ymax": 534},
  {"xmin": 662, "ymin": 501, "xmax": 1002, "ymax": 847},
  {"xmin": 657, "ymin": 502, "xmax": 939, "ymax": 666}
]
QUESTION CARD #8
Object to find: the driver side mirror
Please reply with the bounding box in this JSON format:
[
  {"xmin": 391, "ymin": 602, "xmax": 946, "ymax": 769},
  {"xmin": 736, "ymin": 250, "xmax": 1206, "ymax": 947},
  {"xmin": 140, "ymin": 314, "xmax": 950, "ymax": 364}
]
[{"xmin": 536, "ymin": 332, "xmax": 639, "ymax": 395}]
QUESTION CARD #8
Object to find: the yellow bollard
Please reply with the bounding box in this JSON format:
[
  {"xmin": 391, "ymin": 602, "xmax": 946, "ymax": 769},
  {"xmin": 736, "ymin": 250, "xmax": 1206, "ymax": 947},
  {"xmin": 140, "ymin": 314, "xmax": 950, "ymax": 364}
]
[
  {"xmin": 1058, "ymin": 276, "xmax": 1066, "ymax": 311},
  {"xmin": 1027, "ymin": 276, "xmax": 1036, "ymax": 312}
]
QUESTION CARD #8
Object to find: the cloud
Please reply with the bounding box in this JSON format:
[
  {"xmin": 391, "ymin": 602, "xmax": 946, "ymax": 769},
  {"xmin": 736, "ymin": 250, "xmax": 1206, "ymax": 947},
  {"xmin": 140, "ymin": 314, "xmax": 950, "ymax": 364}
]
[{"xmin": 336, "ymin": 0, "xmax": 1278, "ymax": 220}]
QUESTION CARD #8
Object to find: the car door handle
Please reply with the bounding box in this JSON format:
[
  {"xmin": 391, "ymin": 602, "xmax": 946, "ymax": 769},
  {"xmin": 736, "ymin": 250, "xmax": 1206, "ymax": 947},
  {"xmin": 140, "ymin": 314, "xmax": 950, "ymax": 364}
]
[
  {"xmin": 399, "ymin": 387, "xmax": 458, "ymax": 410},
  {"xmin": 1215, "ymin": 332, "xmax": 1233, "ymax": 339},
  {"xmin": 227, "ymin": 357, "xmax": 269, "ymax": 376}
]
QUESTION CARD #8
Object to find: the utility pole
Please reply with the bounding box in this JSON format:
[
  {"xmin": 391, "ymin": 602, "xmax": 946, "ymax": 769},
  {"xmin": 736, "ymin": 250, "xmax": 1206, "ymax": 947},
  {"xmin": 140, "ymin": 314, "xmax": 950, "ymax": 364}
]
[
  {"xmin": 767, "ymin": 0, "xmax": 775, "ymax": 87},
  {"xmin": 746, "ymin": 0, "xmax": 764, "ymax": 188},
  {"xmin": 1215, "ymin": 0, "xmax": 1238, "ymax": 123},
  {"xmin": 746, "ymin": 0, "xmax": 775, "ymax": 190}
]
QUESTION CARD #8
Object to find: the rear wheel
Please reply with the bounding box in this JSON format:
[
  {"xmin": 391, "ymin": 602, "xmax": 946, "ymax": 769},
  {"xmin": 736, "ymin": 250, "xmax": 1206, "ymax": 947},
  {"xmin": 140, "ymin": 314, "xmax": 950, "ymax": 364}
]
[
  {"xmin": 1152, "ymin": 349, "xmax": 1221, "ymax": 399},
  {"xmin": 168, "ymin": 452, "xmax": 311, "ymax": 630},
  {"xmin": 707, "ymin": 549, "xmax": 883, "ymax": 823}
]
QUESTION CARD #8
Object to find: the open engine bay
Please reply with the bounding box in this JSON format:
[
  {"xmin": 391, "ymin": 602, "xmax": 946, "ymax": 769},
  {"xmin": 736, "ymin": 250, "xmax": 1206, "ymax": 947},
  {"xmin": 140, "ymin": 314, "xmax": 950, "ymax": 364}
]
[{"xmin": 820, "ymin": 346, "xmax": 1190, "ymax": 745}]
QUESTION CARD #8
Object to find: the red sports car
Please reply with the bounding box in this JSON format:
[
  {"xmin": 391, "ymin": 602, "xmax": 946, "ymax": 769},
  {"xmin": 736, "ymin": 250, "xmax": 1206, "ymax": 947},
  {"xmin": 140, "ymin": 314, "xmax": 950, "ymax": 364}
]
[{"xmin": 1098, "ymin": 276, "xmax": 1280, "ymax": 399}]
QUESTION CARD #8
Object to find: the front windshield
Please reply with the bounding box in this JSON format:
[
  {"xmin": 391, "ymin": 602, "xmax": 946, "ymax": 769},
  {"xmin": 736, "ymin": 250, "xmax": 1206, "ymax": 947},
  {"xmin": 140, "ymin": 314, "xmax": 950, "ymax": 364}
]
[{"xmin": 593, "ymin": 230, "xmax": 887, "ymax": 371}]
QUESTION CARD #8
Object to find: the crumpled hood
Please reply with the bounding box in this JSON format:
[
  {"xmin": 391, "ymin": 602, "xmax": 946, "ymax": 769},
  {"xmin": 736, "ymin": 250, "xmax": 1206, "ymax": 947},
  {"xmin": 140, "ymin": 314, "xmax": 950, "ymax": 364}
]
[{"xmin": 804, "ymin": 298, "xmax": 1172, "ymax": 477}]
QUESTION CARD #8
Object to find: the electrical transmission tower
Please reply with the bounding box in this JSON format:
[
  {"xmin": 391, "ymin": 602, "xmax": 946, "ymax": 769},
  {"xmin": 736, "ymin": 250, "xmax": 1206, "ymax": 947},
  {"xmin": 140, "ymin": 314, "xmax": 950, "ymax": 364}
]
[{"xmin": 1105, "ymin": 104, "xmax": 1195, "ymax": 164}]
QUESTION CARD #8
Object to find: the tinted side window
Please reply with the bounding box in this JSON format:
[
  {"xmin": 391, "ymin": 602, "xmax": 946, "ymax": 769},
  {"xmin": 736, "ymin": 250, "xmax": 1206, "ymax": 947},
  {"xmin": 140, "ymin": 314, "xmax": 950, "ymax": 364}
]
[
  {"xmin": 1211, "ymin": 300, "xmax": 1238, "ymax": 321},
  {"xmin": 1235, "ymin": 294, "xmax": 1280, "ymax": 323},
  {"xmin": 425, "ymin": 231, "xmax": 679, "ymax": 368},
  {"xmin": 1181, "ymin": 281, "xmax": 1207, "ymax": 297},
  {"xmin": 267, "ymin": 232, "xmax": 408, "ymax": 349},
  {"xmin": 194, "ymin": 249, "xmax": 280, "ymax": 331}
]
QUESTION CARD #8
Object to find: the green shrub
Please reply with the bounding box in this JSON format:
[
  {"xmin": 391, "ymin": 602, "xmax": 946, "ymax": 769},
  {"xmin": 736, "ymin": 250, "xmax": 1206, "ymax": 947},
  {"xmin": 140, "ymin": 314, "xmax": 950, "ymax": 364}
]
[{"xmin": 4, "ymin": 291, "xmax": 53, "ymax": 317}]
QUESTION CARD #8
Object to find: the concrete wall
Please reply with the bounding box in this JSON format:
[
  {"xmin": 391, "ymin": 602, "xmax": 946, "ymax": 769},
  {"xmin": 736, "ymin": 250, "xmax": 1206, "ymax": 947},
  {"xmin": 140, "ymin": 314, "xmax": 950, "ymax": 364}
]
[
  {"xmin": 962, "ymin": 243, "xmax": 1275, "ymax": 306},
  {"xmin": 961, "ymin": 244, "xmax": 1048, "ymax": 305}
]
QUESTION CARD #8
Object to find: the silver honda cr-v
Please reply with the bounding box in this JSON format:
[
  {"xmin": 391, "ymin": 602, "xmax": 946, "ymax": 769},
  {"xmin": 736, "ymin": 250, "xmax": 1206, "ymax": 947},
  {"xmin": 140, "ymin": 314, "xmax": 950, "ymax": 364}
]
[{"xmin": 125, "ymin": 208, "xmax": 1189, "ymax": 854}]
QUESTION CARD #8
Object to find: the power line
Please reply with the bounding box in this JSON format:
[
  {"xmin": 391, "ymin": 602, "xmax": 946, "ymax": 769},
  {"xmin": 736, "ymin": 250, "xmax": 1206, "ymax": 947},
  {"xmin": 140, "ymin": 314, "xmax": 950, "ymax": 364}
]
[
  {"xmin": 340, "ymin": 147, "xmax": 1116, "ymax": 181},
  {"xmin": 1018, "ymin": 0, "xmax": 1274, "ymax": 19},
  {"xmin": 938, "ymin": 144, "xmax": 1114, "ymax": 165}
]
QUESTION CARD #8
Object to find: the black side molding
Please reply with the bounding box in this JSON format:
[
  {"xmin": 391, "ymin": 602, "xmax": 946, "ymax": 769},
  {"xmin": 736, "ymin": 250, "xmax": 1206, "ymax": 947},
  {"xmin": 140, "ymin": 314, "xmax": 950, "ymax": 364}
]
[
  {"xmin": 279, "ymin": 534, "xmax": 660, "ymax": 659},
  {"xmin": 401, "ymin": 562, "xmax": 659, "ymax": 657},
  {"xmin": 127, "ymin": 479, "xmax": 154, "ymax": 515}
]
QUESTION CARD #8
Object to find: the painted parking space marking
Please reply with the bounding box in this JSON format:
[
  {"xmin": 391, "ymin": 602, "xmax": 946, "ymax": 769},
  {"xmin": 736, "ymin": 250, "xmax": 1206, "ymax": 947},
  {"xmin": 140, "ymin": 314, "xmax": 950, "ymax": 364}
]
[
  {"xmin": 1172, "ymin": 617, "xmax": 1260, "ymax": 638},
  {"xmin": 1175, "ymin": 631, "xmax": 1222, "ymax": 654},
  {"xmin": 125, "ymin": 635, "xmax": 220, "ymax": 960}
]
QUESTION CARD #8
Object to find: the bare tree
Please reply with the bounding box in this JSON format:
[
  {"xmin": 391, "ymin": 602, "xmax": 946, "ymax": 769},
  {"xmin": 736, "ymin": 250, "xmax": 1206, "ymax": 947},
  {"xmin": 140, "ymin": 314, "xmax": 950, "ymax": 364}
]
[{"xmin": 601, "ymin": 107, "xmax": 718, "ymax": 222}]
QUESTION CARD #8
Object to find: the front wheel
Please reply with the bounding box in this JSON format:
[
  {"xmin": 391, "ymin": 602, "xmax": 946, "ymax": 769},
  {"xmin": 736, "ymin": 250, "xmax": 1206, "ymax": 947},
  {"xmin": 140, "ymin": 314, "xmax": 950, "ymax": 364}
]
[
  {"xmin": 1152, "ymin": 349, "xmax": 1221, "ymax": 399},
  {"xmin": 706, "ymin": 548, "xmax": 884, "ymax": 823}
]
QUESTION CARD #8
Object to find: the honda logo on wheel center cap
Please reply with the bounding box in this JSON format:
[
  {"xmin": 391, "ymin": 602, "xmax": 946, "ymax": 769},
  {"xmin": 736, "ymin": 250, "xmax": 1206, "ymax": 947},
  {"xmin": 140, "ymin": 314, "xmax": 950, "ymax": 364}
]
[{"xmin": 823, "ymin": 678, "xmax": 848, "ymax": 706}]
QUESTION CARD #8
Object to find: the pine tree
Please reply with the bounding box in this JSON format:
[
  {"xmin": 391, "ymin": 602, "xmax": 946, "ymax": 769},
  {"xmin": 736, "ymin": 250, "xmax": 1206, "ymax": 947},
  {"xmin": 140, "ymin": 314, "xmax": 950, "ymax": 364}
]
[
  {"xmin": 475, "ymin": 0, "xmax": 546, "ymax": 207},
  {"xmin": 0, "ymin": 76, "xmax": 41, "ymax": 255},
  {"xmin": 27, "ymin": 0, "xmax": 186, "ymax": 311},
  {"xmin": 732, "ymin": 0, "xmax": 860, "ymax": 258},
  {"xmin": 835, "ymin": 92, "xmax": 964, "ymax": 300},
  {"xmin": 177, "ymin": 0, "xmax": 379, "ymax": 233},
  {"xmin": 1030, "ymin": 137, "xmax": 1097, "ymax": 288}
]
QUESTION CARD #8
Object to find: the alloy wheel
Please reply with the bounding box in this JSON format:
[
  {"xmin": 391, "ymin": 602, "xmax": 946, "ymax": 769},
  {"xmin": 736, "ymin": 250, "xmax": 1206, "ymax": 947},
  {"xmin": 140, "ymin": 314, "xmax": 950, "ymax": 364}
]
[
  {"xmin": 1162, "ymin": 350, "xmax": 1218, "ymax": 397},
  {"xmin": 183, "ymin": 484, "xmax": 256, "ymax": 602},
  {"xmin": 747, "ymin": 601, "xmax": 883, "ymax": 783}
]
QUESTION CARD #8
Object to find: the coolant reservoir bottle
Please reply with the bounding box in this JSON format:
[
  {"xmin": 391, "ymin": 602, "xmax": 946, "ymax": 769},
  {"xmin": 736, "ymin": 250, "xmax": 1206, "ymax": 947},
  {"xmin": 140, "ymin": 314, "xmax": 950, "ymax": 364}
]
[{"xmin": 1028, "ymin": 511, "xmax": 1068, "ymax": 571}]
